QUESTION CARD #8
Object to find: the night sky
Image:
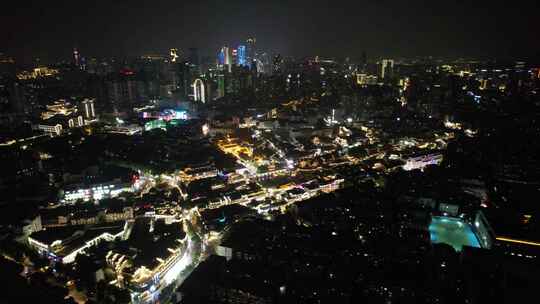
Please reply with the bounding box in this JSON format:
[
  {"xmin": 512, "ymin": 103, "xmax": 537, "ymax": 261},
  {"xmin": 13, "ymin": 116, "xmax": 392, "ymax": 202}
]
[{"xmin": 2, "ymin": 0, "xmax": 539, "ymax": 64}]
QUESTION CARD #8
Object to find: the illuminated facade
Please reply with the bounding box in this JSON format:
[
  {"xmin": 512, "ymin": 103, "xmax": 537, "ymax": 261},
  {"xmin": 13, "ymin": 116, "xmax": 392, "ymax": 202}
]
[
  {"xmin": 103, "ymin": 125, "xmax": 142, "ymax": 135},
  {"xmin": 255, "ymin": 59, "xmax": 264, "ymax": 74},
  {"xmin": 28, "ymin": 223, "xmax": 128, "ymax": 264},
  {"xmin": 224, "ymin": 47, "xmax": 231, "ymax": 66},
  {"xmin": 41, "ymin": 101, "xmax": 77, "ymax": 120},
  {"xmin": 479, "ymin": 79, "xmax": 488, "ymax": 90},
  {"xmin": 34, "ymin": 123, "xmax": 63, "ymax": 136},
  {"xmin": 141, "ymin": 109, "xmax": 187, "ymax": 121},
  {"xmin": 246, "ymin": 37, "xmax": 256, "ymax": 66},
  {"xmin": 62, "ymin": 181, "xmax": 135, "ymax": 202},
  {"xmin": 403, "ymin": 153, "xmax": 443, "ymax": 171},
  {"xmin": 219, "ymin": 46, "xmax": 232, "ymax": 72},
  {"xmin": 356, "ymin": 73, "xmax": 378, "ymax": 86},
  {"xmin": 17, "ymin": 67, "xmax": 59, "ymax": 80},
  {"xmin": 144, "ymin": 119, "xmax": 168, "ymax": 131},
  {"xmin": 170, "ymin": 48, "xmax": 179, "ymax": 62},
  {"xmin": 237, "ymin": 45, "xmax": 247, "ymax": 66},
  {"xmin": 232, "ymin": 48, "xmax": 238, "ymax": 66},
  {"xmin": 217, "ymin": 74, "xmax": 225, "ymax": 98},
  {"xmin": 380, "ymin": 59, "xmax": 394, "ymax": 79},
  {"xmin": 73, "ymin": 48, "xmax": 80, "ymax": 67},
  {"xmin": 218, "ymin": 48, "xmax": 225, "ymax": 65},
  {"xmin": 144, "ymin": 118, "xmax": 188, "ymax": 131},
  {"xmin": 193, "ymin": 78, "xmax": 206, "ymax": 103},
  {"xmin": 81, "ymin": 98, "xmax": 96, "ymax": 121}
]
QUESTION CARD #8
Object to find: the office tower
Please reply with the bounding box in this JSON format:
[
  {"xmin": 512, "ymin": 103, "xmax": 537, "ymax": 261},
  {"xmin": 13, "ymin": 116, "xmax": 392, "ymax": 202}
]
[
  {"xmin": 170, "ymin": 48, "xmax": 179, "ymax": 62},
  {"xmin": 224, "ymin": 47, "xmax": 232, "ymax": 72},
  {"xmin": 193, "ymin": 78, "xmax": 206, "ymax": 103},
  {"xmin": 380, "ymin": 59, "xmax": 394, "ymax": 80},
  {"xmin": 218, "ymin": 46, "xmax": 232, "ymax": 72},
  {"xmin": 80, "ymin": 56, "xmax": 87, "ymax": 71},
  {"xmin": 73, "ymin": 48, "xmax": 80, "ymax": 67},
  {"xmin": 272, "ymin": 54, "xmax": 283, "ymax": 75},
  {"xmin": 218, "ymin": 48, "xmax": 225, "ymax": 66},
  {"xmin": 232, "ymin": 49, "xmax": 238, "ymax": 66},
  {"xmin": 81, "ymin": 98, "xmax": 96, "ymax": 120},
  {"xmin": 246, "ymin": 38, "xmax": 256, "ymax": 65},
  {"xmin": 223, "ymin": 47, "xmax": 231, "ymax": 66},
  {"xmin": 258, "ymin": 52, "xmax": 271, "ymax": 74},
  {"xmin": 217, "ymin": 74, "xmax": 225, "ymax": 98},
  {"xmin": 255, "ymin": 59, "xmax": 264, "ymax": 74},
  {"xmin": 107, "ymin": 77, "xmax": 141, "ymax": 110},
  {"xmin": 237, "ymin": 45, "xmax": 247, "ymax": 66}
]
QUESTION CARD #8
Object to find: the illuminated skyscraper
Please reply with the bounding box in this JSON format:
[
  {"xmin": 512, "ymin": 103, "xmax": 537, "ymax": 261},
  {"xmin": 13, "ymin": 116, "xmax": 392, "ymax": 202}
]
[
  {"xmin": 218, "ymin": 48, "xmax": 225, "ymax": 66},
  {"xmin": 170, "ymin": 48, "xmax": 179, "ymax": 62},
  {"xmin": 223, "ymin": 47, "xmax": 230, "ymax": 65},
  {"xmin": 237, "ymin": 45, "xmax": 247, "ymax": 66},
  {"xmin": 272, "ymin": 54, "xmax": 283, "ymax": 75},
  {"xmin": 81, "ymin": 98, "xmax": 96, "ymax": 120},
  {"xmin": 246, "ymin": 38, "xmax": 256, "ymax": 67},
  {"xmin": 232, "ymin": 49, "xmax": 238, "ymax": 66},
  {"xmin": 380, "ymin": 59, "xmax": 394, "ymax": 80},
  {"xmin": 224, "ymin": 47, "xmax": 232, "ymax": 70},
  {"xmin": 255, "ymin": 59, "xmax": 264, "ymax": 74},
  {"xmin": 218, "ymin": 46, "xmax": 232, "ymax": 72},
  {"xmin": 217, "ymin": 74, "xmax": 225, "ymax": 98},
  {"xmin": 73, "ymin": 48, "xmax": 80, "ymax": 67},
  {"xmin": 193, "ymin": 78, "xmax": 206, "ymax": 103}
]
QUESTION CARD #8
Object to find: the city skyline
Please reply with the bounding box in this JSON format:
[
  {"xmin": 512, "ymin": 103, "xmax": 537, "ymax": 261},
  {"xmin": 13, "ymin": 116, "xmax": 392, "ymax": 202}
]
[{"xmin": 2, "ymin": 0, "xmax": 540, "ymax": 65}]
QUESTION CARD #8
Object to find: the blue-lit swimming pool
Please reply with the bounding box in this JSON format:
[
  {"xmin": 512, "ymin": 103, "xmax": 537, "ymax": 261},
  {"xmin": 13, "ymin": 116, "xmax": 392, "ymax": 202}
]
[{"xmin": 429, "ymin": 216, "xmax": 481, "ymax": 252}]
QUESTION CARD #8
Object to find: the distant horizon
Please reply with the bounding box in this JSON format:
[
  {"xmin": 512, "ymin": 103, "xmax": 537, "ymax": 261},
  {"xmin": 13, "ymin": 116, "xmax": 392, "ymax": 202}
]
[
  {"xmin": 2, "ymin": 0, "xmax": 539, "ymax": 66},
  {"xmin": 3, "ymin": 49, "xmax": 540, "ymax": 69}
]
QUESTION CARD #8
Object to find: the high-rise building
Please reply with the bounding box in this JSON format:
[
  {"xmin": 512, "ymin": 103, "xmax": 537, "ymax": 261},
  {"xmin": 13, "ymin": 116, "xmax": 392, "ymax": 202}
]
[
  {"xmin": 170, "ymin": 48, "xmax": 179, "ymax": 62},
  {"xmin": 255, "ymin": 59, "xmax": 264, "ymax": 74},
  {"xmin": 258, "ymin": 52, "xmax": 271, "ymax": 74},
  {"xmin": 73, "ymin": 48, "xmax": 80, "ymax": 67},
  {"xmin": 193, "ymin": 78, "xmax": 206, "ymax": 103},
  {"xmin": 224, "ymin": 47, "xmax": 232, "ymax": 72},
  {"xmin": 218, "ymin": 46, "xmax": 233, "ymax": 72},
  {"xmin": 81, "ymin": 98, "xmax": 96, "ymax": 121},
  {"xmin": 224, "ymin": 47, "xmax": 231, "ymax": 65},
  {"xmin": 218, "ymin": 48, "xmax": 225, "ymax": 66},
  {"xmin": 217, "ymin": 74, "xmax": 225, "ymax": 98},
  {"xmin": 272, "ymin": 54, "xmax": 283, "ymax": 75},
  {"xmin": 380, "ymin": 59, "xmax": 394, "ymax": 80},
  {"xmin": 107, "ymin": 77, "xmax": 141, "ymax": 110},
  {"xmin": 232, "ymin": 49, "xmax": 238, "ymax": 66},
  {"xmin": 246, "ymin": 38, "xmax": 256, "ymax": 67},
  {"xmin": 237, "ymin": 45, "xmax": 247, "ymax": 66}
]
